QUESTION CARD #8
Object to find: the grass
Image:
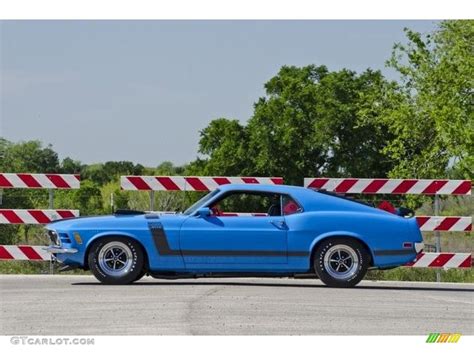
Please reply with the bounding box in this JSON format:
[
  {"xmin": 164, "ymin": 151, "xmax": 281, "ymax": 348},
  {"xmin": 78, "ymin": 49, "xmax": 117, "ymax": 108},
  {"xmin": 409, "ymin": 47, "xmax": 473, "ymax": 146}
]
[
  {"xmin": 0, "ymin": 261, "xmax": 89, "ymax": 275},
  {"xmin": 366, "ymin": 267, "xmax": 474, "ymax": 283}
]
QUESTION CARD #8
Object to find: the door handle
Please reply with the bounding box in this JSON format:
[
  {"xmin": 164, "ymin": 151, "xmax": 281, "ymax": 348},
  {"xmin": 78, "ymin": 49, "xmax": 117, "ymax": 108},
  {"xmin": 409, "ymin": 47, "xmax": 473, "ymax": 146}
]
[{"xmin": 270, "ymin": 220, "xmax": 287, "ymax": 230}]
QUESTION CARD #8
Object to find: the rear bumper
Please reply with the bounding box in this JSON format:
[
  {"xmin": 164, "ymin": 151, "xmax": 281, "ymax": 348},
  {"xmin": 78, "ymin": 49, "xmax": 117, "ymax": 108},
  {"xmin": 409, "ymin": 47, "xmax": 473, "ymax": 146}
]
[{"xmin": 415, "ymin": 242, "xmax": 424, "ymax": 254}]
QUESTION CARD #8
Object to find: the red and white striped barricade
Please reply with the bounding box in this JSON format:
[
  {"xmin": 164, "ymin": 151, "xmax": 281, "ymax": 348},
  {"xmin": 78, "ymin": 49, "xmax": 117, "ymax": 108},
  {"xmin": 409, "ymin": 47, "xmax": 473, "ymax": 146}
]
[
  {"xmin": 0, "ymin": 209, "xmax": 79, "ymax": 224},
  {"xmin": 0, "ymin": 172, "xmax": 80, "ymax": 227},
  {"xmin": 121, "ymin": 176, "xmax": 284, "ymax": 191},
  {"xmin": 304, "ymin": 178, "xmax": 471, "ymax": 195},
  {"xmin": 0, "ymin": 245, "xmax": 50, "ymax": 261},
  {"xmin": 0, "ymin": 173, "xmax": 80, "ymax": 262},
  {"xmin": 0, "ymin": 173, "xmax": 80, "ymax": 189},
  {"xmin": 406, "ymin": 253, "xmax": 472, "ymax": 269},
  {"xmin": 304, "ymin": 177, "xmax": 472, "ymax": 269},
  {"xmin": 416, "ymin": 216, "xmax": 472, "ymax": 232}
]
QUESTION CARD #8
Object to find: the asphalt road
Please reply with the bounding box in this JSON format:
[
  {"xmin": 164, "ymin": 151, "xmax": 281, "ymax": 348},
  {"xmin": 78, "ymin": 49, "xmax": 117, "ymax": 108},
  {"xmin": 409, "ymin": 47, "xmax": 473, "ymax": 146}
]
[{"xmin": 0, "ymin": 275, "xmax": 473, "ymax": 335}]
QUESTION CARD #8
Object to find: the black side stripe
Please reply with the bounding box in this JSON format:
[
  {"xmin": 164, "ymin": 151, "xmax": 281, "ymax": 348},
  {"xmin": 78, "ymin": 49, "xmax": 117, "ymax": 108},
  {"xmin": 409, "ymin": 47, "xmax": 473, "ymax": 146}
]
[
  {"xmin": 149, "ymin": 222, "xmax": 309, "ymax": 257},
  {"xmin": 149, "ymin": 222, "xmax": 180, "ymax": 256},
  {"xmin": 182, "ymin": 250, "xmax": 309, "ymax": 257},
  {"xmin": 373, "ymin": 249, "xmax": 415, "ymax": 256}
]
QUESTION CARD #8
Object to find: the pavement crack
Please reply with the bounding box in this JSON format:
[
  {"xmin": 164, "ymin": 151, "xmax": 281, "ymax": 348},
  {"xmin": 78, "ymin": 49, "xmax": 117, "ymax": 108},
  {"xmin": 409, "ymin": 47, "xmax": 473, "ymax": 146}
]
[{"xmin": 184, "ymin": 285, "xmax": 224, "ymax": 335}]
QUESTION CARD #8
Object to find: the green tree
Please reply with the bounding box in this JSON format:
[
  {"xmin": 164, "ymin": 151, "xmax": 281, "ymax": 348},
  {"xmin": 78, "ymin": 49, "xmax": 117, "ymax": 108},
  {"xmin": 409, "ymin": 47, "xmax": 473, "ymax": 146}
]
[
  {"xmin": 0, "ymin": 140, "xmax": 60, "ymax": 173},
  {"xmin": 195, "ymin": 65, "xmax": 396, "ymax": 185},
  {"xmin": 82, "ymin": 161, "xmax": 144, "ymax": 186},
  {"xmin": 369, "ymin": 20, "xmax": 473, "ymax": 179},
  {"xmin": 70, "ymin": 180, "xmax": 103, "ymax": 215},
  {"xmin": 156, "ymin": 161, "xmax": 186, "ymax": 175},
  {"xmin": 196, "ymin": 118, "xmax": 249, "ymax": 176},
  {"xmin": 60, "ymin": 157, "xmax": 82, "ymax": 174}
]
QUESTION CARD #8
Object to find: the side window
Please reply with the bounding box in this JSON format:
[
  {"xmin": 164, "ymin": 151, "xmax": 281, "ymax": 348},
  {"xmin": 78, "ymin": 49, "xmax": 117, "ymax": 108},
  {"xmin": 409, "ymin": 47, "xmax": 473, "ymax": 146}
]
[
  {"xmin": 208, "ymin": 192, "xmax": 282, "ymax": 216},
  {"xmin": 282, "ymin": 195, "xmax": 302, "ymax": 216}
]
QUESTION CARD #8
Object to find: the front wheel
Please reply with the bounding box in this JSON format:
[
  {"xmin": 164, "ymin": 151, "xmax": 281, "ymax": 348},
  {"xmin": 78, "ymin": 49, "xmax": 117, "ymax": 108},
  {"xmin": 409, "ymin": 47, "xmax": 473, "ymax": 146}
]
[
  {"xmin": 88, "ymin": 237, "xmax": 145, "ymax": 285},
  {"xmin": 313, "ymin": 238, "xmax": 369, "ymax": 288}
]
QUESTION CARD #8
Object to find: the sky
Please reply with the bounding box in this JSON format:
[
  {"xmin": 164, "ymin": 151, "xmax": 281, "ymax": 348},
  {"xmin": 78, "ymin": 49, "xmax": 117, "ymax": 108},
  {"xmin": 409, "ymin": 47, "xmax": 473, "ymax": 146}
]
[{"xmin": 0, "ymin": 20, "xmax": 439, "ymax": 167}]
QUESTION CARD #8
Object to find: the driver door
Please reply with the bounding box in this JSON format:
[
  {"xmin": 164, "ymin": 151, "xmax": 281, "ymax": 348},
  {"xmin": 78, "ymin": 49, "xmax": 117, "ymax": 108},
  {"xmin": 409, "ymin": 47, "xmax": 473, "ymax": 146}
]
[{"xmin": 179, "ymin": 191, "xmax": 288, "ymax": 268}]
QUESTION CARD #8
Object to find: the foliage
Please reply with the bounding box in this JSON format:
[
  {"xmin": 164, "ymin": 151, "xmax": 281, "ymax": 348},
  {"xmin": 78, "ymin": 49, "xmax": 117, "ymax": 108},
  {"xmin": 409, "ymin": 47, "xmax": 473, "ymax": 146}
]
[
  {"xmin": 197, "ymin": 66, "xmax": 396, "ymax": 185},
  {"xmin": 82, "ymin": 161, "xmax": 145, "ymax": 185},
  {"xmin": 100, "ymin": 182, "xmax": 129, "ymax": 213},
  {"xmin": 361, "ymin": 20, "xmax": 474, "ymax": 179},
  {"xmin": 60, "ymin": 157, "xmax": 83, "ymax": 174},
  {"xmin": 0, "ymin": 140, "xmax": 60, "ymax": 173},
  {"xmin": 197, "ymin": 118, "xmax": 249, "ymax": 176}
]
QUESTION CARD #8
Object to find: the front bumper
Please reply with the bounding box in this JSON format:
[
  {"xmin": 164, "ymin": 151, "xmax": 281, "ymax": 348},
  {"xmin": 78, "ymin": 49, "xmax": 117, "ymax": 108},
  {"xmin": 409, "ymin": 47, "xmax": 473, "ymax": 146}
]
[
  {"xmin": 45, "ymin": 246, "xmax": 78, "ymax": 254},
  {"xmin": 415, "ymin": 242, "xmax": 424, "ymax": 254}
]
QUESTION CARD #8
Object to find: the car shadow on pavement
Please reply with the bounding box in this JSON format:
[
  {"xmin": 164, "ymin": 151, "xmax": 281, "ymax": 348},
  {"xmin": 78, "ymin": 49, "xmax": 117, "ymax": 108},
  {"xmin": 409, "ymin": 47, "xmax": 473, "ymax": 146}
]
[{"xmin": 70, "ymin": 280, "xmax": 474, "ymax": 292}]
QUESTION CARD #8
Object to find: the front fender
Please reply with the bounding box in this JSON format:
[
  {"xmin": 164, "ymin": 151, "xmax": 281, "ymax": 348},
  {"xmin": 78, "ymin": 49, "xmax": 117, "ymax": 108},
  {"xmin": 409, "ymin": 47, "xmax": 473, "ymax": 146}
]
[
  {"xmin": 87, "ymin": 230, "xmax": 141, "ymax": 248},
  {"xmin": 83, "ymin": 230, "xmax": 149, "ymax": 266}
]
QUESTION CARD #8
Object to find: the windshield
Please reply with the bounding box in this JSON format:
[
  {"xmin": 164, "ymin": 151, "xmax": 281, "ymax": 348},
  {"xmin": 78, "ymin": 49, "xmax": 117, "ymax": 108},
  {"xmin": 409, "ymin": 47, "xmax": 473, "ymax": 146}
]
[{"xmin": 183, "ymin": 189, "xmax": 220, "ymax": 215}]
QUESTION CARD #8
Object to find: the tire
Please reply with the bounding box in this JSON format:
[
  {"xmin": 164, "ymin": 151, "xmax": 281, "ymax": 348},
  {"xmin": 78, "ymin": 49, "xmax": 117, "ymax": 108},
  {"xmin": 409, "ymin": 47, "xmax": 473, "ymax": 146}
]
[
  {"xmin": 88, "ymin": 237, "xmax": 145, "ymax": 285},
  {"xmin": 313, "ymin": 238, "xmax": 369, "ymax": 288}
]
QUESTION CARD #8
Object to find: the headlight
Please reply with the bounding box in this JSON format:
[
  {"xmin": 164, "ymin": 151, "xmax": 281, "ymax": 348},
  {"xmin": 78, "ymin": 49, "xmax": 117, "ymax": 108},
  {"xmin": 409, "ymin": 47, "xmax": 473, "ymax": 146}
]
[{"xmin": 48, "ymin": 230, "xmax": 60, "ymax": 246}]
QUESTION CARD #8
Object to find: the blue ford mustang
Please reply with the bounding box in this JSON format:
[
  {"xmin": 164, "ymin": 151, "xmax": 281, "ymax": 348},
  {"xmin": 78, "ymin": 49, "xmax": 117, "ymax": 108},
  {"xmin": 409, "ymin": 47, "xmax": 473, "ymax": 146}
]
[{"xmin": 46, "ymin": 184, "xmax": 423, "ymax": 287}]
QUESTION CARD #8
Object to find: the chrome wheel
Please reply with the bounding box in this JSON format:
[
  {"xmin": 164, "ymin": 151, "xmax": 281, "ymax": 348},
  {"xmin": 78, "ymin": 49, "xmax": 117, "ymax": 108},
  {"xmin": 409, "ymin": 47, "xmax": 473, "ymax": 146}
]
[
  {"xmin": 323, "ymin": 244, "xmax": 359, "ymax": 280},
  {"xmin": 98, "ymin": 241, "xmax": 133, "ymax": 277}
]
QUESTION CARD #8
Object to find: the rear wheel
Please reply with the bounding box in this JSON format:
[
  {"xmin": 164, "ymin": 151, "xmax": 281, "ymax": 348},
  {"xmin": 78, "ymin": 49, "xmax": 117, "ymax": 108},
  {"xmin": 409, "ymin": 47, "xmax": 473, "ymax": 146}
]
[
  {"xmin": 88, "ymin": 237, "xmax": 144, "ymax": 285},
  {"xmin": 313, "ymin": 238, "xmax": 369, "ymax": 287}
]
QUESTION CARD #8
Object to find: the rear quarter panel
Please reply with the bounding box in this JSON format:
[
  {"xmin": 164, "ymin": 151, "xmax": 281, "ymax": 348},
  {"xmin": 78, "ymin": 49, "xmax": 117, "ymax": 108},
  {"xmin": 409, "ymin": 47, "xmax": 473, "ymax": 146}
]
[{"xmin": 285, "ymin": 210, "xmax": 420, "ymax": 269}]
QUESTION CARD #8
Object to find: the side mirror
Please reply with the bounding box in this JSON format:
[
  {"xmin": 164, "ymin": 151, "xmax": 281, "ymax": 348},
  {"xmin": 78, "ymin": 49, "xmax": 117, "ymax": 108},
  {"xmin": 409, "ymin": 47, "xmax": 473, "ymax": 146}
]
[{"xmin": 196, "ymin": 207, "xmax": 211, "ymax": 217}]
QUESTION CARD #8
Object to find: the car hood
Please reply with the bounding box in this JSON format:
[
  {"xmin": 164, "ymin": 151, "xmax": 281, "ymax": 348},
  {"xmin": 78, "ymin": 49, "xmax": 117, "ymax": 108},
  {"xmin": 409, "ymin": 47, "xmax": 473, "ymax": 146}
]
[{"xmin": 45, "ymin": 212, "xmax": 186, "ymax": 231}]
